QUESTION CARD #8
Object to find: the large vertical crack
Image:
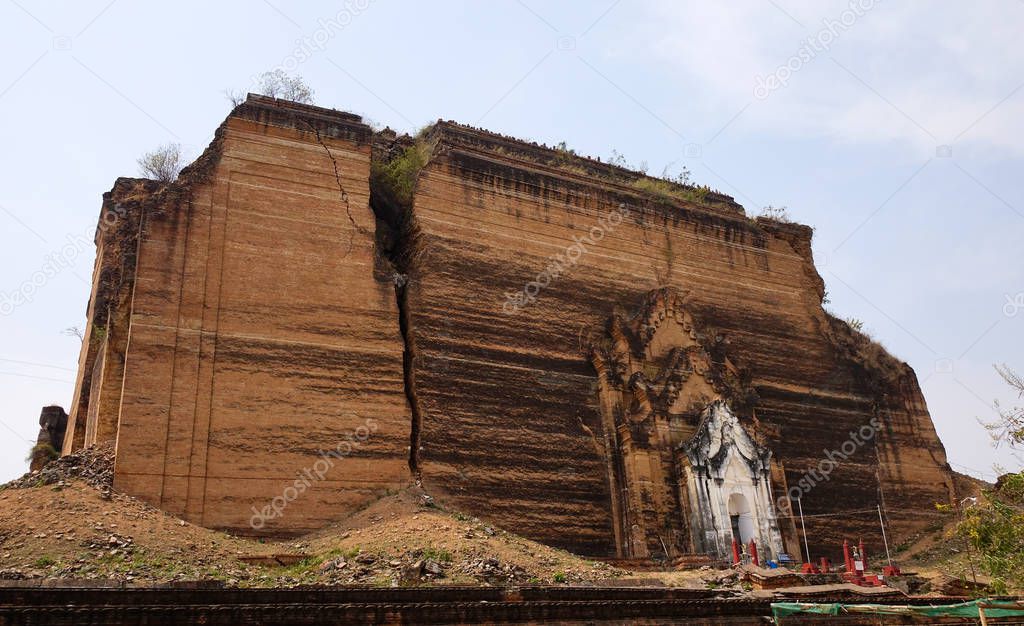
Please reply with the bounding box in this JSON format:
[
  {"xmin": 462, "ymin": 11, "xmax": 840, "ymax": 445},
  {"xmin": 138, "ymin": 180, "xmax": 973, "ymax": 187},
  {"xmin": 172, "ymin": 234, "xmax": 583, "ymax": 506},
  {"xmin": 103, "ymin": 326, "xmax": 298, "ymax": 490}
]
[
  {"xmin": 301, "ymin": 113, "xmax": 432, "ymax": 479},
  {"xmin": 395, "ymin": 278, "xmax": 423, "ymax": 480},
  {"xmin": 368, "ymin": 130, "xmax": 435, "ymax": 481},
  {"xmin": 306, "ymin": 118, "xmax": 428, "ymax": 477}
]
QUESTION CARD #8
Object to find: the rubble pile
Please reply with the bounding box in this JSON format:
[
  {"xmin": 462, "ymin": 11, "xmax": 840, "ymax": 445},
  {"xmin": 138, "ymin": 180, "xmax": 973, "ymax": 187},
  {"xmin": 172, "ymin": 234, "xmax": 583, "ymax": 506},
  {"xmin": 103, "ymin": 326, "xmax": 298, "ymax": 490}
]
[
  {"xmin": 458, "ymin": 557, "xmax": 531, "ymax": 585},
  {"xmin": 306, "ymin": 548, "xmax": 462, "ymax": 586},
  {"xmin": 5, "ymin": 444, "xmax": 114, "ymax": 491}
]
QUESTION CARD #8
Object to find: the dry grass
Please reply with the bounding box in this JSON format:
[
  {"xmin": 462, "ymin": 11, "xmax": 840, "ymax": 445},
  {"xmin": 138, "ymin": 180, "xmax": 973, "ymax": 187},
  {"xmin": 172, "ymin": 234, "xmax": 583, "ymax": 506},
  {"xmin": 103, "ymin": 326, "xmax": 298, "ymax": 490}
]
[{"xmin": 825, "ymin": 312, "xmax": 906, "ymax": 393}]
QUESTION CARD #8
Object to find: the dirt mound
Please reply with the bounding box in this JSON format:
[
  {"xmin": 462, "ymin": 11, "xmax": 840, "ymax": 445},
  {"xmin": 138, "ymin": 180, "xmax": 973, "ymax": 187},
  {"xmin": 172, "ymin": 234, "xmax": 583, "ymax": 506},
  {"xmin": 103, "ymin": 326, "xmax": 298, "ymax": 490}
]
[
  {"xmin": 5, "ymin": 443, "xmax": 114, "ymax": 491},
  {"xmin": 0, "ymin": 479, "xmax": 267, "ymax": 585},
  {"xmin": 8, "ymin": 468, "xmax": 979, "ymax": 591},
  {"xmin": 0, "ymin": 478, "xmax": 663, "ymax": 588},
  {"xmin": 291, "ymin": 487, "xmax": 633, "ymax": 586}
]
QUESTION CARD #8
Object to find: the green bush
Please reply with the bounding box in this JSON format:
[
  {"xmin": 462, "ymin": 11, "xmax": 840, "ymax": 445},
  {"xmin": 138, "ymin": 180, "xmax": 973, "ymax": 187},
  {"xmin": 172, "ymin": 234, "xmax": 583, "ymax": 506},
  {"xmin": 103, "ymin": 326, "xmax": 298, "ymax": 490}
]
[
  {"xmin": 956, "ymin": 472, "xmax": 1024, "ymax": 594},
  {"xmin": 26, "ymin": 442, "xmax": 58, "ymax": 466},
  {"xmin": 420, "ymin": 547, "xmax": 452, "ymax": 563},
  {"xmin": 371, "ymin": 141, "xmax": 432, "ymax": 208}
]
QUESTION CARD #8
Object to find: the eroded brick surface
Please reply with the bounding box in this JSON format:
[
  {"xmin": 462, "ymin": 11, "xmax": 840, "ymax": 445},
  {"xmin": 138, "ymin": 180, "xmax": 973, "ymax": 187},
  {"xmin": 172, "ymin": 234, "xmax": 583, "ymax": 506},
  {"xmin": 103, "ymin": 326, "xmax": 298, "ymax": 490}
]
[{"xmin": 63, "ymin": 100, "xmax": 956, "ymax": 560}]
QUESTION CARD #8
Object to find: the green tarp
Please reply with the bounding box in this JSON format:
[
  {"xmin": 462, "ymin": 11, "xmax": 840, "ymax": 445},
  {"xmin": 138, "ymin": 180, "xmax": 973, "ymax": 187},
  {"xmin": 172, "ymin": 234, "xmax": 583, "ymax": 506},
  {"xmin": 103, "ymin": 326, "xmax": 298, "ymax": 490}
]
[{"xmin": 772, "ymin": 598, "xmax": 1024, "ymax": 619}]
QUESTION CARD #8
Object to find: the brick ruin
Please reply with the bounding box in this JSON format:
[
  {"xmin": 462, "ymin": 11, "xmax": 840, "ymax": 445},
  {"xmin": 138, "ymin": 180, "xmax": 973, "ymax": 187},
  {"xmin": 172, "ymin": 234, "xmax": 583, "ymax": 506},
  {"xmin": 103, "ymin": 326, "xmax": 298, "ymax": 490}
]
[
  {"xmin": 58, "ymin": 95, "xmax": 958, "ymax": 561},
  {"xmin": 29, "ymin": 405, "xmax": 67, "ymax": 472}
]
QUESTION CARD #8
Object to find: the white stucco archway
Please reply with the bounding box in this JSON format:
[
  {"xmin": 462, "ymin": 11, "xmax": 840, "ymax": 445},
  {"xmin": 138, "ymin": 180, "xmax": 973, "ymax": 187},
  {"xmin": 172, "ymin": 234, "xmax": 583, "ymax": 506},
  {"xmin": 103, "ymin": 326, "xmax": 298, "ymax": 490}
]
[
  {"xmin": 727, "ymin": 492, "xmax": 755, "ymax": 544},
  {"xmin": 680, "ymin": 401, "xmax": 785, "ymax": 561}
]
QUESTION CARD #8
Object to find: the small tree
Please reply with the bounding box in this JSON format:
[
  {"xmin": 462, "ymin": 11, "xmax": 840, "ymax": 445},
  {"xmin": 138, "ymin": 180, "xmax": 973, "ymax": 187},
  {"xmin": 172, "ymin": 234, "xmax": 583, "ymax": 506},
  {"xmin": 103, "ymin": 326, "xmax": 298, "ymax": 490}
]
[
  {"xmin": 260, "ymin": 70, "xmax": 315, "ymax": 103},
  {"xmin": 660, "ymin": 164, "xmax": 691, "ymax": 186},
  {"xmin": 952, "ymin": 364, "xmax": 1024, "ymax": 594},
  {"xmin": 137, "ymin": 143, "xmax": 183, "ymax": 182},
  {"xmin": 226, "ymin": 70, "xmax": 315, "ymax": 106},
  {"xmin": 759, "ymin": 204, "xmax": 792, "ymax": 222},
  {"xmin": 956, "ymin": 473, "xmax": 1024, "ymax": 594},
  {"xmin": 608, "ymin": 149, "xmax": 629, "ymax": 168},
  {"xmin": 225, "ymin": 88, "xmax": 246, "ymax": 107}
]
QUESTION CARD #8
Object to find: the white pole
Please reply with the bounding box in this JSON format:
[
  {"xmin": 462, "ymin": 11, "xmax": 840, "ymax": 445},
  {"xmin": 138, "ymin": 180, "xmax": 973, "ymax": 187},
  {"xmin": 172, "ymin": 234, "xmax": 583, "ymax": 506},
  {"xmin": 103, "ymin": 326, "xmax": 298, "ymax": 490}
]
[
  {"xmin": 797, "ymin": 495, "xmax": 810, "ymax": 564},
  {"xmin": 877, "ymin": 504, "xmax": 893, "ymax": 567}
]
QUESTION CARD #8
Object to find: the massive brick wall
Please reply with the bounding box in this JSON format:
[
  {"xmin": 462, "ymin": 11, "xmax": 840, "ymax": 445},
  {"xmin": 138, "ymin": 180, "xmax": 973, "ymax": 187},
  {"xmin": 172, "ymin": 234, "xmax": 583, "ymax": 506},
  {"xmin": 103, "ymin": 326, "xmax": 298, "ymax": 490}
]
[
  {"xmin": 63, "ymin": 177, "xmax": 154, "ymax": 455},
  {"xmin": 63, "ymin": 99, "xmax": 956, "ymax": 557},
  {"xmin": 66, "ymin": 97, "xmax": 412, "ymax": 533},
  {"xmin": 404, "ymin": 123, "xmax": 955, "ymax": 557}
]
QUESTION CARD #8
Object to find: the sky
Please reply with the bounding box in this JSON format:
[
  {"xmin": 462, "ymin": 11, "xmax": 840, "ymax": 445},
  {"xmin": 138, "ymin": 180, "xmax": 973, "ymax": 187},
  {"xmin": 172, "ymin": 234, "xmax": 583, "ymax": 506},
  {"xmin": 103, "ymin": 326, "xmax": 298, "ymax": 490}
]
[{"xmin": 0, "ymin": 0, "xmax": 1021, "ymax": 484}]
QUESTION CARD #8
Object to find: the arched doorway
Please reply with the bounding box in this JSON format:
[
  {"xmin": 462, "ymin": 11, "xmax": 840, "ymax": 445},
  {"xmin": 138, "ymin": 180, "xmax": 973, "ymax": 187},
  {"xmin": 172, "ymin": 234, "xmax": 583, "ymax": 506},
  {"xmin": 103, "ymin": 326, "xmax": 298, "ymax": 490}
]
[{"xmin": 727, "ymin": 493, "xmax": 755, "ymax": 544}]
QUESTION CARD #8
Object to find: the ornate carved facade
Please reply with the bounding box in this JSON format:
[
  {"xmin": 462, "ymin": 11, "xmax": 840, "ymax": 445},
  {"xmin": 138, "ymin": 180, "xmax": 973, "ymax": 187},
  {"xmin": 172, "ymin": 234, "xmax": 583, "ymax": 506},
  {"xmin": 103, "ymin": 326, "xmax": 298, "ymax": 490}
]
[
  {"xmin": 680, "ymin": 401, "xmax": 785, "ymax": 560},
  {"xmin": 590, "ymin": 288, "xmax": 791, "ymax": 561}
]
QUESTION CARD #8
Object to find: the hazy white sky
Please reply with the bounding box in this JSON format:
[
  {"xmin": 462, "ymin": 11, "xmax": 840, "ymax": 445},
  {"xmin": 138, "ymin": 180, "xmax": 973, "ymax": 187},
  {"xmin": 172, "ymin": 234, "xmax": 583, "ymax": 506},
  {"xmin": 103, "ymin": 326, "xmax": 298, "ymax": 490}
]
[{"xmin": 0, "ymin": 0, "xmax": 1021, "ymax": 483}]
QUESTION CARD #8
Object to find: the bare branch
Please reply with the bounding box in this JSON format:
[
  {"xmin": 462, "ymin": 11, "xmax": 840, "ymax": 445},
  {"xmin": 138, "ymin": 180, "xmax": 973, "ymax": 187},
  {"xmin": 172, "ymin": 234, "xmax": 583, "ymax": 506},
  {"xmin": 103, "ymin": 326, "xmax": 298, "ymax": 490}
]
[
  {"xmin": 988, "ymin": 364, "xmax": 1024, "ymax": 449},
  {"xmin": 137, "ymin": 143, "xmax": 183, "ymax": 182},
  {"xmin": 254, "ymin": 70, "xmax": 315, "ymax": 104}
]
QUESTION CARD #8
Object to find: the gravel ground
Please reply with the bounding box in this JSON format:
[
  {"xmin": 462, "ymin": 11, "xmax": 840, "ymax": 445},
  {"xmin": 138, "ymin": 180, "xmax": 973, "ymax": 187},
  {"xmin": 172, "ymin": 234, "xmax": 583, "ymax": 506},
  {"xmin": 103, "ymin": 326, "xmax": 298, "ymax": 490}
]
[{"xmin": 0, "ymin": 460, "xmax": 654, "ymax": 588}]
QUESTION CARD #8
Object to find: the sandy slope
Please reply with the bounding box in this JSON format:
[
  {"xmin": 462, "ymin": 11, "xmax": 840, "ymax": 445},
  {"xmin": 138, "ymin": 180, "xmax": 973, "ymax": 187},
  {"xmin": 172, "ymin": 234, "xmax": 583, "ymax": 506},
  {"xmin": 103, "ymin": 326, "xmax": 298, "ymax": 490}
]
[{"xmin": 0, "ymin": 476, "xmax": 645, "ymax": 587}]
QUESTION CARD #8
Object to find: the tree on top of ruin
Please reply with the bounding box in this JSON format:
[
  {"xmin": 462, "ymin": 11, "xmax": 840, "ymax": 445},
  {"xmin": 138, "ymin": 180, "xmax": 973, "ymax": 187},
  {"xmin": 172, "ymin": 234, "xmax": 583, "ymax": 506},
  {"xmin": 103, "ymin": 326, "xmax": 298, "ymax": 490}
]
[
  {"xmin": 226, "ymin": 70, "xmax": 315, "ymax": 106},
  {"xmin": 759, "ymin": 204, "xmax": 792, "ymax": 222},
  {"xmin": 137, "ymin": 142, "xmax": 183, "ymax": 183}
]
